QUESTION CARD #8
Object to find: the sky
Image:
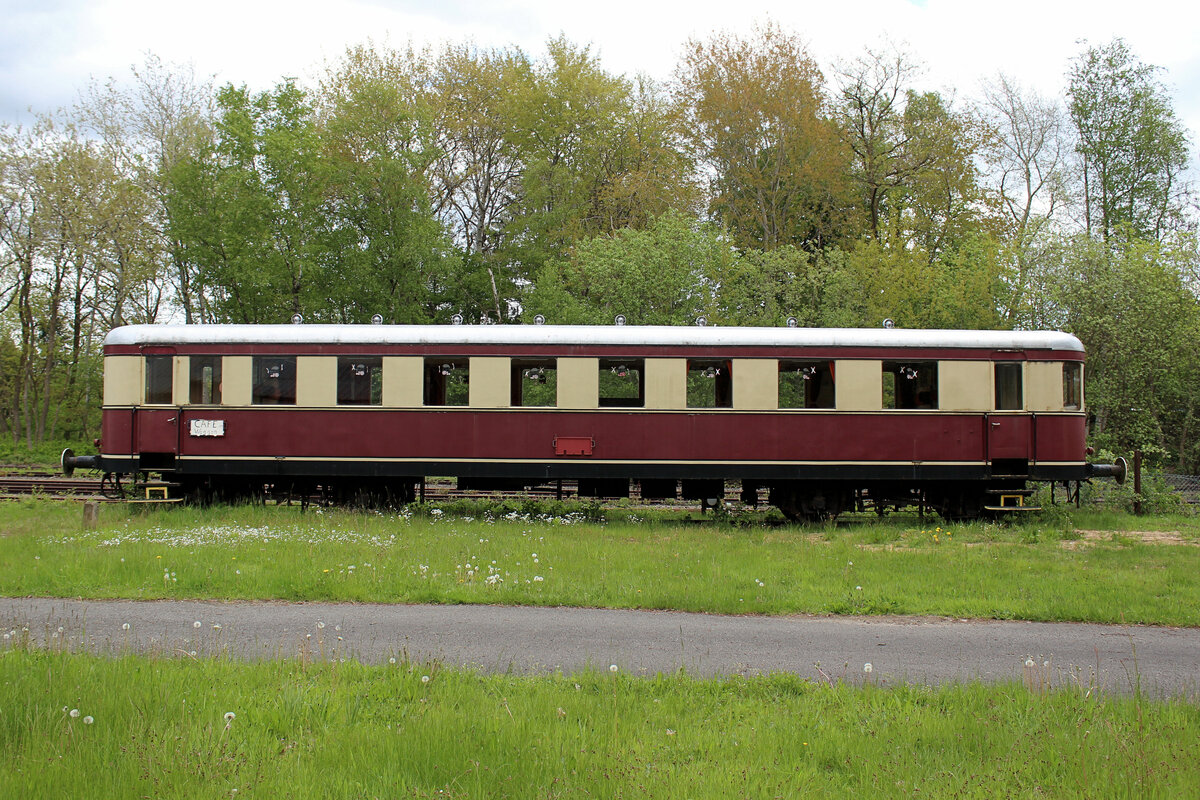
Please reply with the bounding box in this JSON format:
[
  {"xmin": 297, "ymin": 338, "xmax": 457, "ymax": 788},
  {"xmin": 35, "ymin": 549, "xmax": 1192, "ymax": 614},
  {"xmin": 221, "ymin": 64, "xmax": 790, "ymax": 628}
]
[{"xmin": 1, "ymin": 0, "xmax": 1199, "ymax": 149}]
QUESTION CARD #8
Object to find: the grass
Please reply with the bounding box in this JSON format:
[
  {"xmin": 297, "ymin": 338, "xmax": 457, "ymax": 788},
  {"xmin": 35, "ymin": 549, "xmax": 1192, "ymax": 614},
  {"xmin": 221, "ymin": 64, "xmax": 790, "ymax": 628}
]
[
  {"xmin": 1, "ymin": 646, "xmax": 1197, "ymax": 799},
  {"xmin": 2, "ymin": 498, "xmax": 1199, "ymax": 626}
]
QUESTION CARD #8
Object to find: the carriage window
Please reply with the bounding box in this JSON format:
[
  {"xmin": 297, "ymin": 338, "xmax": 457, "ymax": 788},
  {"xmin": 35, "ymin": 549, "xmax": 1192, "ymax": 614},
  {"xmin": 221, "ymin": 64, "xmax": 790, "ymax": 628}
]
[
  {"xmin": 189, "ymin": 356, "xmax": 222, "ymax": 405},
  {"xmin": 779, "ymin": 360, "xmax": 835, "ymax": 409},
  {"xmin": 512, "ymin": 358, "xmax": 557, "ymax": 407},
  {"xmin": 1063, "ymin": 362, "xmax": 1083, "ymax": 410},
  {"xmin": 687, "ymin": 359, "xmax": 732, "ymax": 408},
  {"xmin": 994, "ymin": 363, "xmax": 1023, "ymax": 410},
  {"xmin": 424, "ymin": 358, "xmax": 468, "ymax": 406},
  {"xmin": 883, "ymin": 361, "xmax": 938, "ymax": 409},
  {"xmin": 252, "ymin": 356, "xmax": 296, "ymax": 405},
  {"xmin": 338, "ymin": 357, "xmax": 382, "ymax": 405},
  {"xmin": 145, "ymin": 356, "xmax": 173, "ymax": 404},
  {"xmin": 599, "ymin": 359, "xmax": 644, "ymax": 407}
]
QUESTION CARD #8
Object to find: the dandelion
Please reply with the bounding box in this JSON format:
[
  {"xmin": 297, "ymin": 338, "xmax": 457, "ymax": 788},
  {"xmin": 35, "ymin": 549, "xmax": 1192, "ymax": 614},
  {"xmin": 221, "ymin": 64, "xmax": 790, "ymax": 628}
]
[
  {"xmin": 855, "ymin": 585, "xmax": 862, "ymax": 591},
  {"xmin": 1025, "ymin": 658, "xmax": 1035, "ymax": 668},
  {"xmin": 224, "ymin": 712, "xmax": 236, "ymax": 722},
  {"xmin": 122, "ymin": 623, "xmax": 130, "ymax": 630},
  {"xmin": 83, "ymin": 716, "xmax": 93, "ymax": 724},
  {"xmin": 609, "ymin": 664, "xmax": 618, "ymax": 673},
  {"xmin": 69, "ymin": 708, "xmax": 80, "ymax": 718},
  {"xmin": 665, "ymin": 728, "xmax": 676, "ymax": 736},
  {"xmin": 62, "ymin": 706, "xmax": 68, "ymax": 713},
  {"xmin": 193, "ymin": 620, "xmax": 202, "ymax": 628},
  {"xmin": 863, "ymin": 663, "xmax": 873, "ymax": 674},
  {"xmin": 421, "ymin": 675, "xmax": 430, "ymax": 684},
  {"xmin": 389, "ymin": 657, "xmax": 396, "ymax": 664},
  {"xmin": 533, "ymin": 575, "xmax": 544, "ymax": 582},
  {"xmin": 212, "ymin": 624, "xmax": 221, "ymax": 630},
  {"xmin": 316, "ymin": 621, "xmax": 325, "ymax": 629}
]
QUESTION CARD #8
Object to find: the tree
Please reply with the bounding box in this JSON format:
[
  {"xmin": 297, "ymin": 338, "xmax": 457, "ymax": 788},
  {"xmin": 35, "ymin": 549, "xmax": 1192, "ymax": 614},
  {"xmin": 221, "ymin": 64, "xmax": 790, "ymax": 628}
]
[
  {"xmin": 979, "ymin": 74, "xmax": 1071, "ymax": 325},
  {"xmin": 1067, "ymin": 39, "xmax": 1192, "ymax": 242},
  {"xmin": 525, "ymin": 210, "xmax": 733, "ymax": 325},
  {"xmin": 504, "ymin": 38, "xmax": 641, "ymax": 282},
  {"xmin": 78, "ymin": 55, "xmax": 214, "ymax": 323},
  {"xmin": 170, "ymin": 81, "xmax": 335, "ymax": 323},
  {"xmin": 835, "ymin": 46, "xmax": 985, "ymax": 255},
  {"xmin": 427, "ymin": 43, "xmax": 529, "ymax": 320},
  {"xmin": 319, "ymin": 46, "xmax": 450, "ymax": 323},
  {"xmin": 1054, "ymin": 234, "xmax": 1200, "ymax": 467},
  {"xmin": 677, "ymin": 23, "xmax": 854, "ymax": 250}
]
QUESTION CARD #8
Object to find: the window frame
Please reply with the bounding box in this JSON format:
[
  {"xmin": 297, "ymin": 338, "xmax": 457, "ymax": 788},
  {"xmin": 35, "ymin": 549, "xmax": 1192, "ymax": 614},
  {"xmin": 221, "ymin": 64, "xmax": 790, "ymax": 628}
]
[
  {"xmin": 188, "ymin": 356, "xmax": 222, "ymax": 405},
  {"xmin": 882, "ymin": 361, "xmax": 939, "ymax": 410},
  {"xmin": 1063, "ymin": 362, "xmax": 1083, "ymax": 410},
  {"xmin": 778, "ymin": 360, "xmax": 836, "ymax": 409},
  {"xmin": 510, "ymin": 357, "xmax": 558, "ymax": 407},
  {"xmin": 686, "ymin": 359, "xmax": 733, "ymax": 409},
  {"xmin": 423, "ymin": 357, "xmax": 469, "ymax": 406},
  {"xmin": 598, "ymin": 358, "xmax": 645, "ymax": 408},
  {"xmin": 994, "ymin": 362, "xmax": 1023, "ymax": 411},
  {"xmin": 337, "ymin": 356, "xmax": 383, "ymax": 406},
  {"xmin": 251, "ymin": 356, "xmax": 297, "ymax": 405},
  {"xmin": 144, "ymin": 356, "xmax": 173, "ymax": 405}
]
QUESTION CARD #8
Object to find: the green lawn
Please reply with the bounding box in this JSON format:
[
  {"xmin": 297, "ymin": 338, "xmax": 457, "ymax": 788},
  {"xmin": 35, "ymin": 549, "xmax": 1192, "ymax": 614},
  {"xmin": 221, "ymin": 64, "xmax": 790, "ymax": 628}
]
[
  {"xmin": 2, "ymin": 647, "xmax": 1196, "ymax": 799},
  {"xmin": 2, "ymin": 498, "xmax": 1198, "ymax": 626}
]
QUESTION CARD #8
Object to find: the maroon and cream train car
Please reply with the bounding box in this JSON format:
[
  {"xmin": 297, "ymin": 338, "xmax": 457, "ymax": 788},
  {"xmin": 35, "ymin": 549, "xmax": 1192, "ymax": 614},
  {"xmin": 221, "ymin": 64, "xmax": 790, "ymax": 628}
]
[{"xmin": 79, "ymin": 323, "xmax": 1119, "ymax": 519}]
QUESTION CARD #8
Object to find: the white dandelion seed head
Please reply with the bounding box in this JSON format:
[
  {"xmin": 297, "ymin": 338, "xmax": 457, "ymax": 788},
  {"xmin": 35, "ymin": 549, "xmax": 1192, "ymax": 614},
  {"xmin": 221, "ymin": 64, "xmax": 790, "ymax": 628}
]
[
  {"xmin": 1025, "ymin": 658, "xmax": 1036, "ymax": 668},
  {"xmin": 856, "ymin": 586, "xmax": 863, "ymax": 591},
  {"xmin": 69, "ymin": 708, "xmax": 80, "ymax": 718},
  {"xmin": 121, "ymin": 623, "xmax": 130, "ymax": 630},
  {"xmin": 57, "ymin": 626, "xmax": 64, "ymax": 633},
  {"xmin": 1043, "ymin": 660, "xmax": 1050, "ymax": 668},
  {"xmin": 609, "ymin": 664, "xmax": 618, "ymax": 673},
  {"xmin": 389, "ymin": 657, "xmax": 396, "ymax": 664},
  {"xmin": 212, "ymin": 624, "xmax": 221, "ymax": 630},
  {"xmin": 83, "ymin": 715, "xmax": 93, "ymax": 724},
  {"xmin": 224, "ymin": 712, "xmax": 236, "ymax": 722},
  {"xmin": 193, "ymin": 621, "xmax": 202, "ymax": 628},
  {"xmin": 863, "ymin": 663, "xmax": 873, "ymax": 674},
  {"xmin": 421, "ymin": 675, "xmax": 430, "ymax": 683},
  {"xmin": 316, "ymin": 621, "xmax": 325, "ymax": 629}
]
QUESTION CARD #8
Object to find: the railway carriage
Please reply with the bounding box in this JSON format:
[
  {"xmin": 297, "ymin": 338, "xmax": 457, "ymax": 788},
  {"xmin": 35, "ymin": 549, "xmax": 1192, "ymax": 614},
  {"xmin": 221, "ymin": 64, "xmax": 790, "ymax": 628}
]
[{"xmin": 67, "ymin": 322, "xmax": 1124, "ymax": 520}]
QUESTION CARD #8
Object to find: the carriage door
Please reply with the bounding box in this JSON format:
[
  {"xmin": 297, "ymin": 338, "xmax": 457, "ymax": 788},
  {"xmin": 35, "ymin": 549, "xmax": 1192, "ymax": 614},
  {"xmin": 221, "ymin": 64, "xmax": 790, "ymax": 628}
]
[
  {"xmin": 134, "ymin": 351, "xmax": 180, "ymax": 468},
  {"xmin": 987, "ymin": 361, "xmax": 1031, "ymax": 464}
]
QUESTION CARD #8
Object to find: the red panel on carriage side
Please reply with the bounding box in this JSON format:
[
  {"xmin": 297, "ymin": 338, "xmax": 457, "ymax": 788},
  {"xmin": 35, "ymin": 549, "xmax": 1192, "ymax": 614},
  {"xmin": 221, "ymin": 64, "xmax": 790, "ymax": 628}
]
[
  {"xmin": 135, "ymin": 408, "xmax": 180, "ymax": 454},
  {"xmin": 101, "ymin": 408, "xmax": 135, "ymax": 456},
  {"xmin": 1031, "ymin": 414, "xmax": 1087, "ymax": 463},
  {"xmin": 174, "ymin": 408, "xmax": 990, "ymax": 465}
]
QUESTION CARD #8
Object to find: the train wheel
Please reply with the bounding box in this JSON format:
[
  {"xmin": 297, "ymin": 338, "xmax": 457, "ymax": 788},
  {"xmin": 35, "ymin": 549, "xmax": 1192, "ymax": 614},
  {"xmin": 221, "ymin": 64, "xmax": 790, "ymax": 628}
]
[
  {"xmin": 930, "ymin": 488, "xmax": 985, "ymax": 522},
  {"xmin": 770, "ymin": 485, "xmax": 850, "ymax": 523}
]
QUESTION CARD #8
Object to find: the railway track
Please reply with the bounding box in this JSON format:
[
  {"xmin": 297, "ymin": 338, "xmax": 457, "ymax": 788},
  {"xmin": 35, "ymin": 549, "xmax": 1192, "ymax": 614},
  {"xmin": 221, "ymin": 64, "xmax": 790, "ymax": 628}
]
[
  {"xmin": 0, "ymin": 472, "xmax": 735, "ymax": 508},
  {"xmin": 0, "ymin": 474, "xmax": 107, "ymax": 500}
]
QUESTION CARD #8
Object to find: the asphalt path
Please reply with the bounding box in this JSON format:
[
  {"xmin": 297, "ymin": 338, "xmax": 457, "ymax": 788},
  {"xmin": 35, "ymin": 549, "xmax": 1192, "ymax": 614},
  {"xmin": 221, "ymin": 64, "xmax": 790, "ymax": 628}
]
[{"xmin": 3, "ymin": 598, "xmax": 1197, "ymax": 698}]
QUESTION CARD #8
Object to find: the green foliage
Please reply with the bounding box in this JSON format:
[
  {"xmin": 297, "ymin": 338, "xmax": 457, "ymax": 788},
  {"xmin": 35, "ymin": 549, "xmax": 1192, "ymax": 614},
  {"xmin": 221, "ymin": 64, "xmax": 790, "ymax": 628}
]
[
  {"xmin": 1068, "ymin": 38, "xmax": 1192, "ymax": 242},
  {"xmin": 1053, "ymin": 235, "xmax": 1200, "ymax": 469},
  {"xmin": 678, "ymin": 23, "xmax": 857, "ymax": 250},
  {"xmin": 527, "ymin": 210, "xmax": 732, "ymax": 325}
]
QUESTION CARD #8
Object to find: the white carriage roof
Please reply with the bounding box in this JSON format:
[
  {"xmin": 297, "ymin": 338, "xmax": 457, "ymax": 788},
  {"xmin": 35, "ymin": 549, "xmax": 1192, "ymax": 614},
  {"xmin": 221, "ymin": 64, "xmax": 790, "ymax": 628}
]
[{"xmin": 106, "ymin": 324, "xmax": 1084, "ymax": 352}]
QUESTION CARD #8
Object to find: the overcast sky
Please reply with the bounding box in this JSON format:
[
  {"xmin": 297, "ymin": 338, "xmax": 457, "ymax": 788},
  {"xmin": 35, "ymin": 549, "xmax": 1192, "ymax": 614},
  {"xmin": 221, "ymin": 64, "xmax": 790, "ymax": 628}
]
[{"xmin": 2, "ymin": 0, "xmax": 1198, "ymax": 149}]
